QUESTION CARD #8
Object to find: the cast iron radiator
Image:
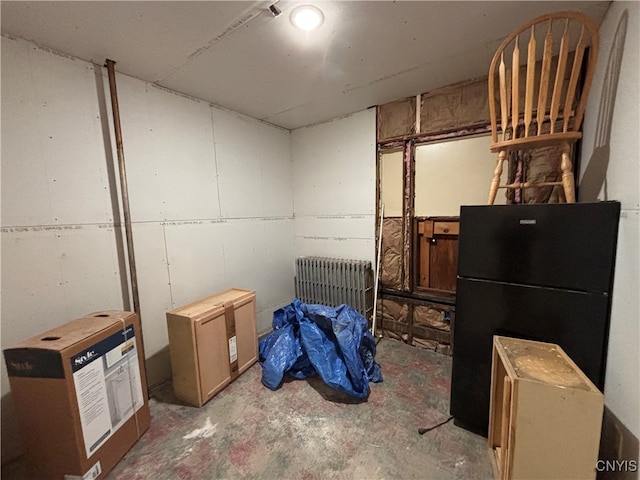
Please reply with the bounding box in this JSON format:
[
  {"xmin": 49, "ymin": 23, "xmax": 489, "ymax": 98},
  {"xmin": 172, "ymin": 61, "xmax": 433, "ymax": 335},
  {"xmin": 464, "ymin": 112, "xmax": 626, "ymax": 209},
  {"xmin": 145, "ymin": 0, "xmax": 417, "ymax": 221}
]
[{"xmin": 295, "ymin": 257, "xmax": 374, "ymax": 319}]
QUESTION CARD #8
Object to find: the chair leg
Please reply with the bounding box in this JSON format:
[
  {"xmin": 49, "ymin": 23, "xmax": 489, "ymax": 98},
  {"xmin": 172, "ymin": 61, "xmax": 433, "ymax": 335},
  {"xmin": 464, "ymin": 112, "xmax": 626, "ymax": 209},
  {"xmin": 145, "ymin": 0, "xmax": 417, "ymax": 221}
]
[
  {"xmin": 560, "ymin": 143, "xmax": 576, "ymax": 203},
  {"xmin": 488, "ymin": 150, "xmax": 507, "ymax": 205}
]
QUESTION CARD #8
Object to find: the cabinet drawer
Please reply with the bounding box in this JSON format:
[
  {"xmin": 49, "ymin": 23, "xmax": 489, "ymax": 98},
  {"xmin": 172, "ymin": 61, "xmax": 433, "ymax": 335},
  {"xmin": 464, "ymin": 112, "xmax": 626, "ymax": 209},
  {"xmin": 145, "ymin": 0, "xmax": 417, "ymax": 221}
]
[{"xmin": 433, "ymin": 221, "xmax": 459, "ymax": 236}]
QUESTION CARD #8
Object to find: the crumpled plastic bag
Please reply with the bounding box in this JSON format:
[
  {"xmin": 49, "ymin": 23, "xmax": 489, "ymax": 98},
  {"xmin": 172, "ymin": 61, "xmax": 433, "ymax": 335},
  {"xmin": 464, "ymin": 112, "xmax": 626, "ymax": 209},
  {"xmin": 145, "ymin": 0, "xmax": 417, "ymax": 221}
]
[{"xmin": 258, "ymin": 299, "xmax": 383, "ymax": 399}]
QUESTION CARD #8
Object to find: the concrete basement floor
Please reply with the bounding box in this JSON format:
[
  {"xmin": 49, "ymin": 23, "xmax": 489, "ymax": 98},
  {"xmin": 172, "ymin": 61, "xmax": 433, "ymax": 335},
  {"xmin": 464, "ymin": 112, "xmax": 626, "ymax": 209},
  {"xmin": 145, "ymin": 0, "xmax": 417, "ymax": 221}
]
[{"xmin": 3, "ymin": 338, "xmax": 494, "ymax": 479}]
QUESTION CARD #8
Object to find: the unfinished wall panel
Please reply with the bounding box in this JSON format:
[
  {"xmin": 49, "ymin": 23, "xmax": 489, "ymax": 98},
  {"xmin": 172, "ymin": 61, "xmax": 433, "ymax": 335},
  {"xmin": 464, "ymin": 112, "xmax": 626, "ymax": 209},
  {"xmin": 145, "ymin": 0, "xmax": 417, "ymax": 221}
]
[
  {"xmin": 377, "ymin": 97, "xmax": 416, "ymax": 141},
  {"xmin": 420, "ymin": 78, "xmax": 490, "ymax": 135},
  {"xmin": 1, "ymin": 231, "xmax": 66, "ymax": 358},
  {"xmin": 163, "ymin": 222, "xmax": 228, "ymax": 308},
  {"xmin": 220, "ymin": 220, "xmax": 265, "ymax": 286},
  {"xmin": 376, "ymin": 294, "xmax": 454, "ymax": 355},
  {"xmin": 377, "ymin": 297, "xmax": 409, "ymax": 342},
  {"xmin": 380, "ymin": 217, "xmax": 403, "ymax": 290},
  {"xmin": 1, "ymin": 36, "xmax": 297, "ymax": 461},
  {"xmin": 292, "ymin": 110, "xmax": 376, "ymax": 265},
  {"xmin": 0, "ymin": 227, "xmax": 124, "ymax": 351},
  {"xmin": 258, "ymin": 219, "xmax": 296, "ymax": 330},
  {"xmin": 412, "ymin": 303, "xmax": 454, "ymax": 355},
  {"xmin": 116, "ymin": 77, "xmax": 220, "ymax": 222},
  {"xmin": 513, "ymin": 145, "xmax": 564, "ymax": 204},
  {"xmin": 1, "ymin": 39, "xmax": 113, "ymax": 227},
  {"xmin": 294, "ymin": 236, "xmax": 375, "ymax": 265},
  {"xmin": 221, "ymin": 218, "xmax": 295, "ymax": 327},
  {"xmin": 214, "ymin": 107, "xmax": 292, "ymax": 218},
  {"xmin": 129, "ymin": 222, "xmax": 174, "ymax": 356},
  {"xmin": 294, "ymin": 215, "xmax": 374, "ymax": 242},
  {"xmin": 293, "ymin": 110, "xmax": 375, "ymax": 217}
]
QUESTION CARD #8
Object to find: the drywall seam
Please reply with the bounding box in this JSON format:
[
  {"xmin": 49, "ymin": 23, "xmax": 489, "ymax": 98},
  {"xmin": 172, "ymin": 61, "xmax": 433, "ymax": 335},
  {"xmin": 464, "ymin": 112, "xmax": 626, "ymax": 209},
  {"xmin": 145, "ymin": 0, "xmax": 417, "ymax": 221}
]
[
  {"xmin": 161, "ymin": 223, "xmax": 174, "ymax": 308},
  {"xmin": 210, "ymin": 106, "xmax": 223, "ymax": 222}
]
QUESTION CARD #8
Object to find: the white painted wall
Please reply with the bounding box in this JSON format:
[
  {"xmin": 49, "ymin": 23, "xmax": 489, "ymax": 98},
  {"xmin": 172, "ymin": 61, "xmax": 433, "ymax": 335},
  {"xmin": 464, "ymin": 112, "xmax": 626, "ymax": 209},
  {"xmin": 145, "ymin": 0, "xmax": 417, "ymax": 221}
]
[
  {"xmin": 579, "ymin": 1, "xmax": 639, "ymax": 439},
  {"xmin": 1, "ymin": 35, "xmax": 295, "ymax": 461},
  {"xmin": 291, "ymin": 110, "xmax": 377, "ymax": 264}
]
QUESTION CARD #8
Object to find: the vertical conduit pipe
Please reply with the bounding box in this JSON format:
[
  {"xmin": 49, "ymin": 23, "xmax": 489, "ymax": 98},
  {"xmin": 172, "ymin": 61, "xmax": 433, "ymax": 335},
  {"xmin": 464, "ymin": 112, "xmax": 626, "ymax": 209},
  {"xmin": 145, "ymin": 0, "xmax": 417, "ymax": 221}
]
[
  {"xmin": 105, "ymin": 59, "xmax": 141, "ymax": 317},
  {"xmin": 371, "ymin": 203, "xmax": 384, "ymax": 337}
]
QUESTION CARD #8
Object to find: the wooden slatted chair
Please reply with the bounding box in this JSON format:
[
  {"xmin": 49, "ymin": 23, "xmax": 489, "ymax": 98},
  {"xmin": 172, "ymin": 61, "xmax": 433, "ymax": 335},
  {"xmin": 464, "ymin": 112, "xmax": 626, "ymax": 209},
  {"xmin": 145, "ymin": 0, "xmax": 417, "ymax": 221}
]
[{"xmin": 487, "ymin": 11, "xmax": 599, "ymax": 204}]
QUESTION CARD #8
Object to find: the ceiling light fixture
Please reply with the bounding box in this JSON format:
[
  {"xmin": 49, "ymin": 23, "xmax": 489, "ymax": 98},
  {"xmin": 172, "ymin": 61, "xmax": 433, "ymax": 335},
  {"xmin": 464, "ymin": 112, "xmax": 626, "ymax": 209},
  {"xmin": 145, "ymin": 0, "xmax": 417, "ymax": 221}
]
[{"xmin": 290, "ymin": 5, "xmax": 324, "ymax": 31}]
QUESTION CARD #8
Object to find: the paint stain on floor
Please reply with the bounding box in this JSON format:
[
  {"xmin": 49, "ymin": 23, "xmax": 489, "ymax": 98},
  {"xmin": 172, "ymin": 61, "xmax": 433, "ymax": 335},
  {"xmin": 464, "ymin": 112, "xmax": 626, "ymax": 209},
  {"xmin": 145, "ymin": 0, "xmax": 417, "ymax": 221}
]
[{"xmin": 182, "ymin": 417, "xmax": 217, "ymax": 440}]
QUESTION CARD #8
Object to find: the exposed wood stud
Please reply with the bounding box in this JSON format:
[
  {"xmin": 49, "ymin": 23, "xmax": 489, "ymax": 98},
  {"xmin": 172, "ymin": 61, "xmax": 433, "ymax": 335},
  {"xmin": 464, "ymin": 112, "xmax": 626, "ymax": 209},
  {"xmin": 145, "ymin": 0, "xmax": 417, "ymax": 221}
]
[{"xmin": 415, "ymin": 94, "xmax": 421, "ymax": 134}]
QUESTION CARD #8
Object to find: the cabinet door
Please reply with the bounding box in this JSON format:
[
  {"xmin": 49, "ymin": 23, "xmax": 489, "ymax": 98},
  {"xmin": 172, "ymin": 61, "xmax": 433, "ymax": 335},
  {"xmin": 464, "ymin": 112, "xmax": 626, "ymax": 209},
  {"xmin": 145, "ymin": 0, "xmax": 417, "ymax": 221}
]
[
  {"xmin": 235, "ymin": 301, "xmax": 258, "ymax": 374},
  {"xmin": 417, "ymin": 219, "xmax": 459, "ymax": 292},
  {"xmin": 195, "ymin": 312, "xmax": 231, "ymax": 403}
]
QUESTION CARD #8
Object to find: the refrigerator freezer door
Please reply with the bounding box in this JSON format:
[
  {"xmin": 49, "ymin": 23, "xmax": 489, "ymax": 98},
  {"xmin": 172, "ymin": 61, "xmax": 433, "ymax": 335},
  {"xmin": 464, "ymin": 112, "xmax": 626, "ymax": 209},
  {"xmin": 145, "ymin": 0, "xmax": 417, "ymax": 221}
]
[
  {"xmin": 450, "ymin": 277, "xmax": 610, "ymax": 436},
  {"xmin": 457, "ymin": 202, "xmax": 620, "ymax": 292}
]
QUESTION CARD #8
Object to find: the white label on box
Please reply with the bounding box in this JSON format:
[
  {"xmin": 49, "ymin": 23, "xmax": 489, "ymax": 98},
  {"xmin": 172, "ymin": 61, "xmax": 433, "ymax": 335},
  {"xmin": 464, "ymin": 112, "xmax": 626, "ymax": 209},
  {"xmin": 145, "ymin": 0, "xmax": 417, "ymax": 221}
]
[
  {"xmin": 71, "ymin": 326, "xmax": 144, "ymax": 458},
  {"xmin": 64, "ymin": 461, "xmax": 102, "ymax": 480},
  {"xmin": 229, "ymin": 336, "xmax": 238, "ymax": 363}
]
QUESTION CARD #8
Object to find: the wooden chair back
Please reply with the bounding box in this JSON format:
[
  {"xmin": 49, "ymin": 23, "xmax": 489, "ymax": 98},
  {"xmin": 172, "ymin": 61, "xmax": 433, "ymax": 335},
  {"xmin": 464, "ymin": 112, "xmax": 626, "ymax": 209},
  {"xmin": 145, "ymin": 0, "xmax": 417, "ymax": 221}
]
[{"xmin": 487, "ymin": 11, "xmax": 599, "ymax": 204}]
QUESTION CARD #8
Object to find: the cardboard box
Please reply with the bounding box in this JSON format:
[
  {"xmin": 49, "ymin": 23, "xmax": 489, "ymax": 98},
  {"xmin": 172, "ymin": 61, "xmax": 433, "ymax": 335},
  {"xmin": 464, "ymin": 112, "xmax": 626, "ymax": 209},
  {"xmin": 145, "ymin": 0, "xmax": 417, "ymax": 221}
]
[
  {"xmin": 167, "ymin": 288, "xmax": 257, "ymax": 407},
  {"xmin": 3, "ymin": 311, "xmax": 151, "ymax": 479}
]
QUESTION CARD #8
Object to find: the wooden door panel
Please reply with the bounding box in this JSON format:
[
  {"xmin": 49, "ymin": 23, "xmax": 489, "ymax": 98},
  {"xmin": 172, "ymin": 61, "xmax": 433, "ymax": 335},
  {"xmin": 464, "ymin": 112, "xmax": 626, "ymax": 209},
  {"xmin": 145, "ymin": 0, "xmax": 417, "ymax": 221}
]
[
  {"xmin": 429, "ymin": 237, "xmax": 459, "ymax": 291},
  {"xmin": 235, "ymin": 302, "xmax": 258, "ymax": 374},
  {"xmin": 195, "ymin": 313, "xmax": 230, "ymax": 402}
]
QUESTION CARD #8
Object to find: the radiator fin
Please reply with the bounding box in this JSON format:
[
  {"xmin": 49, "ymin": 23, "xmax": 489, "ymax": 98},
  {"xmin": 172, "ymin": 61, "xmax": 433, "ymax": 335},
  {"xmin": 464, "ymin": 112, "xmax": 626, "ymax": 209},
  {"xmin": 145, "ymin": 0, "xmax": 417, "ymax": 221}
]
[{"xmin": 295, "ymin": 257, "xmax": 373, "ymax": 319}]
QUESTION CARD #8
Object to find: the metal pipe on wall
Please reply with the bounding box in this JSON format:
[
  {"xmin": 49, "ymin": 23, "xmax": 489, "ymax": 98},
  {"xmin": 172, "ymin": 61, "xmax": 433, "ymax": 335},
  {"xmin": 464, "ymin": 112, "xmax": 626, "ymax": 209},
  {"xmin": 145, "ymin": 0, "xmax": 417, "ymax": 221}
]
[
  {"xmin": 105, "ymin": 59, "xmax": 141, "ymax": 317},
  {"xmin": 371, "ymin": 203, "xmax": 384, "ymax": 337}
]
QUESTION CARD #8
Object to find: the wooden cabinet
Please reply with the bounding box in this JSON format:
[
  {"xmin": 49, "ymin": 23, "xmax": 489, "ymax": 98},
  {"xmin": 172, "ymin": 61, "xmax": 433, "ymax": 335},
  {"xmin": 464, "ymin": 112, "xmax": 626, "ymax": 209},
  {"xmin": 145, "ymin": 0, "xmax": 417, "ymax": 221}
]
[
  {"xmin": 167, "ymin": 288, "xmax": 257, "ymax": 407},
  {"xmin": 489, "ymin": 336, "xmax": 603, "ymax": 480},
  {"xmin": 416, "ymin": 217, "xmax": 459, "ymax": 294}
]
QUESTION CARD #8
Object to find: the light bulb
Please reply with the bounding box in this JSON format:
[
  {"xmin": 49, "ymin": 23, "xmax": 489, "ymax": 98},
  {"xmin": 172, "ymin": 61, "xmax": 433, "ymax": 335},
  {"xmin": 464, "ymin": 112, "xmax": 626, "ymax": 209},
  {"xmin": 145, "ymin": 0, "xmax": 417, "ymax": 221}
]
[{"xmin": 290, "ymin": 5, "xmax": 324, "ymax": 31}]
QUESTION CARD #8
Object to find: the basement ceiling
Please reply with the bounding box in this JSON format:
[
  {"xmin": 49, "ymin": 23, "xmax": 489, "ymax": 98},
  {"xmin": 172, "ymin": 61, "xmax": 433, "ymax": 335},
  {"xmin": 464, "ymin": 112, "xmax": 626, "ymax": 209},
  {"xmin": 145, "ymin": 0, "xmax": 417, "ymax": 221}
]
[{"xmin": 1, "ymin": 1, "xmax": 611, "ymax": 130}]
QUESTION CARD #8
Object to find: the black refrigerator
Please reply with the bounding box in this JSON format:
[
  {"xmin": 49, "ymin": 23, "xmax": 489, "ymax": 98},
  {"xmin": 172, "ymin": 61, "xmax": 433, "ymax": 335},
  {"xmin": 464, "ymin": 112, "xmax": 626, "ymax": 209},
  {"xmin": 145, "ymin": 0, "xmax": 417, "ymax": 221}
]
[{"xmin": 450, "ymin": 201, "xmax": 620, "ymax": 436}]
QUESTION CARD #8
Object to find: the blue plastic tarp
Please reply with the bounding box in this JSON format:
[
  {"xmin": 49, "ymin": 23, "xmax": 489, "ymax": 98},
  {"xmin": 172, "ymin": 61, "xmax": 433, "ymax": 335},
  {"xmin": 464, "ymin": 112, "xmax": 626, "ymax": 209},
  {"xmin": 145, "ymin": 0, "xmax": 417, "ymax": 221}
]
[{"xmin": 258, "ymin": 299, "xmax": 383, "ymax": 399}]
